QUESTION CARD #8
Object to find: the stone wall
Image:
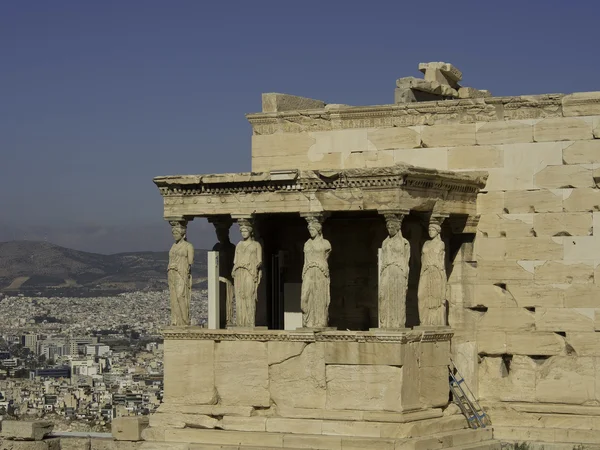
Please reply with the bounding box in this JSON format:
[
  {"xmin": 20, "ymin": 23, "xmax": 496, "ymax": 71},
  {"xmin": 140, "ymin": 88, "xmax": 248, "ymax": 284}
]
[
  {"xmin": 161, "ymin": 330, "xmax": 449, "ymax": 417},
  {"xmin": 246, "ymin": 91, "xmax": 600, "ymax": 414}
]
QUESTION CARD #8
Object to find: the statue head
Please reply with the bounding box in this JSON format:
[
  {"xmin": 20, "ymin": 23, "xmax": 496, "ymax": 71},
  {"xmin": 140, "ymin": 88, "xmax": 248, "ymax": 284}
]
[
  {"xmin": 170, "ymin": 221, "xmax": 187, "ymax": 243},
  {"xmin": 306, "ymin": 216, "xmax": 323, "ymax": 239},
  {"xmin": 238, "ymin": 219, "xmax": 254, "ymax": 241},
  {"xmin": 384, "ymin": 214, "xmax": 403, "ymax": 237},
  {"xmin": 428, "ymin": 222, "xmax": 441, "ymax": 239}
]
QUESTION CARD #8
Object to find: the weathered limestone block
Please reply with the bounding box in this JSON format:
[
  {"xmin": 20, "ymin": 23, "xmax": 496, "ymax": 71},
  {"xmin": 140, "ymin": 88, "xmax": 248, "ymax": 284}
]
[
  {"xmin": 421, "ymin": 123, "xmax": 476, "ymax": 147},
  {"xmin": 564, "ymin": 236, "xmax": 600, "ymax": 261},
  {"xmin": 419, "ymin": 366, "xmax": 450, "ymax": 408},
  {"xmin": 503, "ymin": 190, "xmax": 562, "ymax": 213},
  {"xmin": 452, "ymin": 341, "xmax": 478, "ymax": 397},
  {"xmin": 0, "ymin": 442, "xmax": 57, "ymax": 450},
  {"xmin": 562, "ymin": 92, "xmax": 600, "ymax": 117},
  {"xmin": 262, "ymin": 93, "xmax": 325, "ymax": 113},
  {"xmin": 536, "ymin": 356, "xmax": 595, "ymax": 404},
  {"xmin": 474, "ymin": 237, "xmax": 506, "ymax": 261},
  {"xmin": 477, "ymin": 191, "xmax": 505, "ymax": 214},
  {"xmin": 157, "ymin": 403, "xmax": 254, "ymax": 417},
  {"xmin": 149, "ymin": 412, "xmax": 219, "ymax": 429},
  {"xmin": 507, "ymin": 284, "xmax": 565, "ymax": 308},
  {"xmin": 215, "ymin": 341, "xmax": 269, "ymax": 407},
  {"xmin": 477, "ymin": 213, "xmax": 534, "ymax": 238},
  {"xmin": 476, "ymin": 120, "xmax": 533, "ymax": 145},
  {"xmin": 112, "ymin": 417, "xmax": 149, "ymax": 441},
  {"xmin": 163, "ymin": 339, "xmax": 216, "ymax": 405},
  {"xmin": 419, "ymin": 341, "xmax": 450, "ymax": 367},
  {"xmin": 563, "ymin": 188, "xmax": 600, "ymax": 212},
  {"xmin": 476, "ymin": 307, "xmax": 535, "ymax": 331},
  {"xmin": 534, "ymin": 164, "xmax": 596, "ymax": 189},
  {"xmin": 563, "ymin": 140, "xmax": 600, "ymax": 164},
  {"xmin": 251, "ymin": 133, "xmax": 315, "ymax": 158},
  {"xmin": 502, "ymin": 142, "xmax": 563, "ymax": 190},
  {"xmin": 567, "ymin": 333, "xmax": 600, "ymax": 356},
  {"xmin": 324, "ymin": 342, "xmax": 404, "ymax": 366},
  {"xmin": 447, "ymin": 260, "xmax": 477, "ymax": 284},
  {"xmin": 366, "ymin": 127, "xmax": 420, "ymax": 150},
  {"xmin": 419, "ymin": 62, "xmax": 463, "ymax": 86},
  {"xmin": 392, "ymin": 147, "xmax": 448, "ymax": 170},
  {"xmin": 506, "ymin": 332, "xmax": 565, "ymax": 356},
  {"xmin": 0, "ymin": 421, "xmax": 54, "ymax": 441},
  {"xmin": 504, "ymin": 237, "xmax": 563, "ymax": 260},
  {"xmin": 477, "ymin": 260, "xmax": 533, "ymax": 282},
  {"xmin": 266, "ymin": 418, "xmax": 323, "ymax": 435},
  {"xmin": 458, "ymin": 86, "xmax": 491, "ymax": 99},
  {"xmin": 533, "ymin": 212, "xmax": 592, "ymax": 236},
  {"xmin": 534, "ymin": 117, "xmax": 593, "ymax": 142},
  {"xmin": 221, "ymin": 416, "xmax": 267, "ymax": 432},
  {"xmin": 535, "ymin": 307, "xmax": 596, "ymax": 332},
  {"xmin": 479, "ymin": 356, "xmax": 536, "ymax": 402},
  {"xmin": 447, "ymin": 145, "xmax": 503, "ymax": 169},
  {"xmin": 476, "ymin": 330, "xmax": 507, "ymax": 354},
  {"xmin": 321, "ymin": 421, "xmax": 383, "ymax": 438},
  {"xmin": 325, "ymin": 365, "xmax": 404, "ymax": 412},
  {"xmin": 471, "ymin": 284, "xmax": 517, "ymax": 308},
  {"xmin": 252, "ymin": 152, "xmax": 341, "ymax": 172},
  {"xmin": 267, "ymin": 341, "xmax": 305, "ymax": 365},
  {"xmin": 534, "ymin": 261, "xmax": 595, "ymax": 284},
  {"xmin": 269, "ymin": 342, "xmax": 326, "ymax": 409}
]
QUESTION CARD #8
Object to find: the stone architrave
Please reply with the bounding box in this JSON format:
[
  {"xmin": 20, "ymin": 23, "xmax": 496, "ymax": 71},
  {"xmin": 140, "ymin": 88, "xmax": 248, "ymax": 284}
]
[
  {"xmin": 378, "ymin": 211, "xmax": 410, "ymax": 329},
  {"xmin": 167, "ymin": 220, "xmax": 194, "ymax": 326},
  {"xmin": 210, "ymin": 217, "xmax": 236, "ymax": 327},
  {"xmin": 300, "ymin": 213, "xmax": 332, "ymax": 328},
  {"xmin": 418, "ymin": 215, "xmax": 448, "ymax": 326},
  {"xmin": 232, "ymin": 217, "xmax": 262, "ymax": 327}
]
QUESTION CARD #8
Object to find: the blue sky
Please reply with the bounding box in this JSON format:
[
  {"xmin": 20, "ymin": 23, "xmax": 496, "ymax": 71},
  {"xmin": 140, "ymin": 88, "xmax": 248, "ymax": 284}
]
[{"xmin": 1, "ymin": 0, "xmax": 598, "ymax": 253}]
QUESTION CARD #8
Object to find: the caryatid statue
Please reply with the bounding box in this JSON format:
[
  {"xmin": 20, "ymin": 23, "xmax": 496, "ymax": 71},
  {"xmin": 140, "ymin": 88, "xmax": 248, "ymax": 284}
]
[
  {"xmin": 418, "ymin": 216, "xmax": 447, "ymax": 326},
  {"xmin": 167, "ymin": 220, "xmax": 194, "ymax": 326},
  {"xmin": 210, "ymin": 217, "xmax": 236, "ymax": 327},
  {"xmin": 300, "ymin": 214, "xmax": 332, "ymax": 328},
  {"xmin": 378, "ymin": 212, "xmax": 410, "ymax": 329},
  {"xmin": 232, "ymin": 218, "xmax": 262, "ymax": 327}
]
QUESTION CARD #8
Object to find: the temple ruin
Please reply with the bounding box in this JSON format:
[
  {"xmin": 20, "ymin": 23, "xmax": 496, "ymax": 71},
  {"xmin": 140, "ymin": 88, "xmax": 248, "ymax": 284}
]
[{"xmin": 145, "ymin": 62, "xmax": 600, "ymax": 449}]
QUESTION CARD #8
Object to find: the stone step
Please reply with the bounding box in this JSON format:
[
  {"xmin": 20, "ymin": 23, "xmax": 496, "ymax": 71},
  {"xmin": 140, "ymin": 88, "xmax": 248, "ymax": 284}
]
[
  {"xmin": 143, "ymin": 425, "xmax": 492, "ymax": 450},
  {"xmin": 396, "ymin": 427, "xmax": 493, "ymax": 450},
  {"xmin": 498, "ymin": 444, "xmax": 600, "ymax": 450},
  {"xmin": 443, "ymin": 441, "xmax": 501, "ymax": 450}
]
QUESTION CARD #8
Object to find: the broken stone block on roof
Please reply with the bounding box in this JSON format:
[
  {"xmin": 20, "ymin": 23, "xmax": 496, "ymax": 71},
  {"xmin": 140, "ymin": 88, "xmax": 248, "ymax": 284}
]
[{"xmin": 261, "ymin": 93, "xmax": 325, "ymax": 112}]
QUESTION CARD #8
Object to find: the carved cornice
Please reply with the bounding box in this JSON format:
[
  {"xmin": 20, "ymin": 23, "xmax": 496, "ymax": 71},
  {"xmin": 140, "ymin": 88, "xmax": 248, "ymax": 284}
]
[
  {"xmin": 154, "ymin": 165, "xmax": 487, "ymax": 198},
  {"xmin": 161, "ymin": 327, "xmax": 454, "ymax": 343},
  {"xmin": 246, "ymin": 93, "xmax": 569, "ymax": 133}
]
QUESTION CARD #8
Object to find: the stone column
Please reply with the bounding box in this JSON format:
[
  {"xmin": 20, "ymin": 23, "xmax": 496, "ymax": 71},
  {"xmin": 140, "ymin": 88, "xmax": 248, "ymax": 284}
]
[
  {"xmin": 417, "ymin": 214, "xmax": 448, "ymax": 327},
  {"xmin": 208, "ymin": 217, "xmax": 235, "ymax": 328},
  {"xmin": 299, "ymin": 213, "xmax": 332, "ymax": 329},
  {"xmin": 231, "ymin": 215, "xmax": 262, "ymax": 328},
  {"xmin": 167, "ymin": 218, "xmax": 194, "ymax": 326},
  {"xmin": 377, "ymin": 210, "xmax": 410, "ymax": 329}
]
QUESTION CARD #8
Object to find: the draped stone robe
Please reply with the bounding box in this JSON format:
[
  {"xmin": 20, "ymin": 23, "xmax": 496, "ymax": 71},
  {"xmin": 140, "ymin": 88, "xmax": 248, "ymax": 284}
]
[
  {"xmin": 301, "ymin": 236, "xmax": 332, "ymax": 328},
  {"xmin": 418, "ymin": 237, "xmax": 446, "ymax": 326},
  {"xmin": 168, "ymin": 239, "xmax": 194, "ymax": 326},
  {"xmin": 232, "ymin": 239, "xmax": 262, "ymax": 327},
  {"xmin": 378, "ymin": 234, "xmax": 410, "ymax": 328}
]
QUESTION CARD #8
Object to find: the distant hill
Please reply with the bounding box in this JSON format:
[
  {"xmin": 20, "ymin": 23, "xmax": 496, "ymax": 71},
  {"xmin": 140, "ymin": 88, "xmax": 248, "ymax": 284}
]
[{"xmin": 0, "ymin": 241, "xmax": 208, "ymax": 297}]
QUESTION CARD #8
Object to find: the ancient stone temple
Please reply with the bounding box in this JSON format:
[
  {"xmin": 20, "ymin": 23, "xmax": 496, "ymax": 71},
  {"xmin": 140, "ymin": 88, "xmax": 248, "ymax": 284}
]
[{"xmin": 144, "ymin": 63, "xmax": 600, "ymax": 450}]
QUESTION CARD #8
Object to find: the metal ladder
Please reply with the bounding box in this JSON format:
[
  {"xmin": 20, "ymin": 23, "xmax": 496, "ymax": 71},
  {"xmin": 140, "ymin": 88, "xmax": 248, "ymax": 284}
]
[{"xmin": 449, "ymin": 359, "xmax": 489, "ymax": 429}]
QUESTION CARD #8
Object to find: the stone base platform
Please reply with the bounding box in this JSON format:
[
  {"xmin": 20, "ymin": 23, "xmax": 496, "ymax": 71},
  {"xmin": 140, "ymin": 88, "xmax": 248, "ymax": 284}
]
[
  {"xmin": 149, "ymin": 327, "xmax": 462, "ymax": 449},
  {"xmin": 485, "ymin": 401, "xmax": 600, "ymax": 449},
  {"xmin": 141, "ymin": 416, "xmax": 497, "ymax": 450}
]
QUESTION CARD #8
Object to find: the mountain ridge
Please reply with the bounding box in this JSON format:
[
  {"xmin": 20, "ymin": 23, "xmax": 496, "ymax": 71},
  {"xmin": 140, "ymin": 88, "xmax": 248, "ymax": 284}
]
[{"xmin": 0, "ymin": 240, "xmax": 208, "ymax": 297}]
